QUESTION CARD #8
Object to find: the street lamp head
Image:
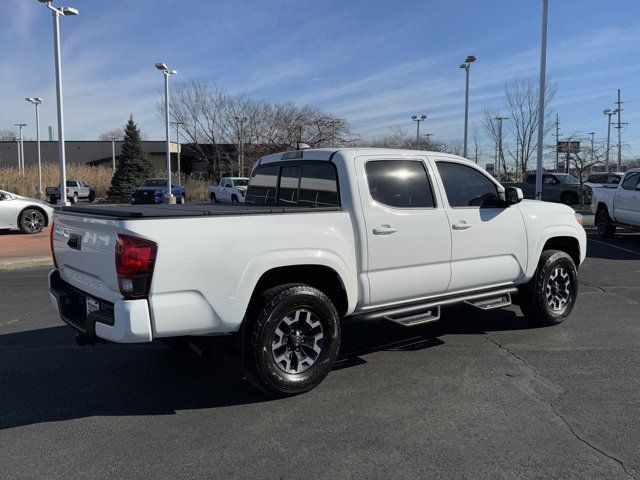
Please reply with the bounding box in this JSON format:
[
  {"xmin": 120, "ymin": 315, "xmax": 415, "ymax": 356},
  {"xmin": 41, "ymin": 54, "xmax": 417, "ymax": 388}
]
[
  {"xmin": 459, "ymin": 63, "xmax": 467, "ymax": 69},
  {"xmin": 26, "ymin": 97, "xmax": 43, "ymax": 105},
  {"xmin": 465, "ymin": 55, "xmax": 477, "ymax": 63},
  {"xmin": 168, "ymin": 69, "xmax": 178, "ymax": 75},
  {"xmin": 420, "ymin": 114, "xmax": 427, "ymax": 120},
  {"xmin": 603, "ymin": 108, "xmax": 611, "ymax": 115},
  {"xmin": 155, "ymin": 62, "xmax": 168, "ymax": 71},
  {"xmin": 61, "ymin": 6, "xmax": 78, "ymax": 15},
  {"xmin": 411, "ymin": 115, "xmax": 417, "ymax": 120}
]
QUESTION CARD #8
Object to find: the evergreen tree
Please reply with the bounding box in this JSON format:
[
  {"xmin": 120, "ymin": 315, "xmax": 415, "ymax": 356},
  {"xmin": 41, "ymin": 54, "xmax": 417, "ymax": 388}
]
[{"xmin": 107, "ymin": 117, "xmax": 153, "ymax": 201}]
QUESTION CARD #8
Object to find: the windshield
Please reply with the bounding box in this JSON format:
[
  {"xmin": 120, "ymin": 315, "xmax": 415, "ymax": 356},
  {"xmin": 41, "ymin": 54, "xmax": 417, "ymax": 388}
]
[
  {"xmin": 555, "ymin": 174, "xmax": 579, "ymax": 185},
  {"xmin": 233, "ymin": 179, "xmax": 249, "ymax": 187},
  {"xmin": 142, "ymin": 179, "xmax": 167, "ymax": 187}
]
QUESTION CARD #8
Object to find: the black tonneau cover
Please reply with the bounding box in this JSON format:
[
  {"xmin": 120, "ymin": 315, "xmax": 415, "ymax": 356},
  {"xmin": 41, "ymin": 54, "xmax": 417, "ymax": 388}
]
[{"xmin": 59, "ymin": 203, "xmax": 341, "ymax": 219}]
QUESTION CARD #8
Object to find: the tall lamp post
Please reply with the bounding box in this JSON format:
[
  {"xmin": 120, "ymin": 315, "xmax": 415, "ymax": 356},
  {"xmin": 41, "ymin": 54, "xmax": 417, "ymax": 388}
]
[
  {"xmin": 603, "ymin": 108, "xmax": 617, "ymax": 172},
  {"xmin": 14, "ymin": 123, "xmax": 27, "ymax": 174},
  {"xmin": 155, "ymin": 62, "xmax": 178, "ymax": 203},
  {"xmin": 26, "ymin": 98, "xmax": 44, "ymax": 197},
  {"xmin": 459, "ymin": 55, "xmax": 476, "ymax": 159},
  {"xmin": 39, "ymin": 0, "xmax": 78, "ymax": 206},
  {"xmin": 411, "ymin": 114, "xmax": 427, "ymax": 149},
  {"xmin": 171, "ymin": 121, "xmax": 184, "ymax": 185},
  {"xmin": 233, "ymin": 116, "xmax": 248, "ymax": 176},
  {"xmin": 534, "ymin": 0, "xmax": 549, "ymax": 201},
  {"xmin": 110, "ymin": 136, "xmax": 116, "ymax": 172}
]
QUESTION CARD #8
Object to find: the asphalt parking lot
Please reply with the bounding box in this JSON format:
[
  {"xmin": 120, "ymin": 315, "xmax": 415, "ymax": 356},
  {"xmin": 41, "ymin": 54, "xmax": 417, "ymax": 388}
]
[{"xmin": 0, "ymin": 227, "xmax": 638, "ymax": 479}]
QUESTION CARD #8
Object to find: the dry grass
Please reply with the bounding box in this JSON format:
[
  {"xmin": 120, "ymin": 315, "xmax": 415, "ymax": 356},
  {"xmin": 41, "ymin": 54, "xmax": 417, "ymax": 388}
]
[{"xmin": 0, "ymin": 164, "xmax": 212, "ymax": 203}]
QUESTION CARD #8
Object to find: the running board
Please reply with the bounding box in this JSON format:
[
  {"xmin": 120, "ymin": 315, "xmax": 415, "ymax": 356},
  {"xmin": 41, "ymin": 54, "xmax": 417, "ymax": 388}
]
[
  {"xmin": 384, "ymin": 307, "xmax": 441, "ymax": 327},
  {"xmin": 351, "ymin": 287, "xmax": 518, "ymax": 327},
  {"xmin": 465, "ymin": 293, "xmax": 512, "ymax": 310}
]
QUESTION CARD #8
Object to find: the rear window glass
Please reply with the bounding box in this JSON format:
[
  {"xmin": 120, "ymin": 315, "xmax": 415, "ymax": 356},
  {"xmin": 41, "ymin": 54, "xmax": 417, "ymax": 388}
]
[
  {"xmin": 246, "ymin": 163, "xmax": 339, "ymax": 207},
  {"xmin": 246, "ymin": 165, "xmax": 278, "ymax": 204}
]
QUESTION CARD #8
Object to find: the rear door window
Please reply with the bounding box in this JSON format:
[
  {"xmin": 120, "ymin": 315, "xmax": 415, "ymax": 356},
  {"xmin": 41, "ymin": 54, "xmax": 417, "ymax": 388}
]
[{"xmin": 365, "ymin": 160, "xmax": 435, "ymax": 208}]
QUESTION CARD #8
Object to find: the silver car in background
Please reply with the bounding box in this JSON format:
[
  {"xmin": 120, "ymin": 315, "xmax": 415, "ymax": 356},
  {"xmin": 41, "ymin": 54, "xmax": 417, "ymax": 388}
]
[{"xmin": 0, "ymin": 190, "xmax": 54, "ymax": 234}]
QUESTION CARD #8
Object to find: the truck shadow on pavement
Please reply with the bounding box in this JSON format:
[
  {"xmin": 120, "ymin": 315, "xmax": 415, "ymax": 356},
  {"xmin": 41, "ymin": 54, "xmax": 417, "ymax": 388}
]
[{"xmin": 0, "ymin": 306, "xmax": 532, "ymax": 430}]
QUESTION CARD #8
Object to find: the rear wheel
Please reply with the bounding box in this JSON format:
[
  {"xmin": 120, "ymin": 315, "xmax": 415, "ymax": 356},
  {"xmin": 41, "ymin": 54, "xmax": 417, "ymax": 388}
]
[
  {"xmin": 179, "ymin": 195, "xmax": 185, "ymax": 204},
  {"xmin": 210, "ymin": 193, "xmax": 218, "ymax": 204},
  {"xmin": 596, "ymin": 207, "xmax": 616, "ymax": 238},
  {"xmin": 244, "ymin": 284, "xmax": 340, "ymax": 396},
  {"xmin": 71, "ymin": 193, "xmax": 78, "ymax": 204},
  {"xmin": 19, "ymin": 208, "xmax": 46, "ymax": 234},
  {"xmin": 231, "ymin": 194, "xmax": 239, "ymax": 203},
  {"xmin": 519, "ymin": 250, "xmax": 578, "ymax": 326},
  {"xmin": 88, "ymin": 192, "xmax": 96, "ymax": 203}
]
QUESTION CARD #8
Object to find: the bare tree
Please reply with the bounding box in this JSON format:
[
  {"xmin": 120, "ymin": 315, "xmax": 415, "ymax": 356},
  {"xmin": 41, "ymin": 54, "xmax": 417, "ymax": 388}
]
[
  {"xmin": 504, "ymin": 78, "xmax": 556, "ymax": 178},
  {"xmin": 0, "ymin": 129, "xmax": 18, "ymax": 141},
  {"xmin": 471, "ymin": 124, "xmax": 482, "ymax": 165},
  {"xmin": 446, "ymin": 139, "xmax": 464, "ymax": 156},
  {"xmin": 567, "ymin": 135, "xmax": 607, "ymax": 203},
  {"xmin": 362, "ymin": 126, "xmax": 446, "ymax": 151},
  {"xmin": 98, "ymin": 127, "xmax": 125, "ymax": 141}
]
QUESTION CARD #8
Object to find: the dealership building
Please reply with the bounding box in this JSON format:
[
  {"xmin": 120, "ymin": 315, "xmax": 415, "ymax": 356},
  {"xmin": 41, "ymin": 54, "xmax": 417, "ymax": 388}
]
[{"xmin": 0, "ymin": 140, "xmax": 183, "ymax": 171}]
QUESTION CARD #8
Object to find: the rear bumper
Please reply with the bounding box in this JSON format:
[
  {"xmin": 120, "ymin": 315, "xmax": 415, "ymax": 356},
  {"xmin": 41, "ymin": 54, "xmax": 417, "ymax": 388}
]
[{"xmin": 48, "ymin": 270, "xmax": 153, "ymax": 343}]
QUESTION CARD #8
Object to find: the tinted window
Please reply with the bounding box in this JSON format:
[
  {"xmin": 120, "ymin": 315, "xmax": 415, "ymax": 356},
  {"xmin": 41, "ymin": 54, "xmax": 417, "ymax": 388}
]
[
  {"xmin": 278, "ymin": 165, "xmax": 300, "ymax": 205},
  {"xmin": 621, "ymin": 172, "xmax": 640, "ymax": 191},
  {"xmin": 298, "ymin": 164, "xmax": 339, "ymax": 207},
  {"xmin": 543, "ymin": 175, "xmax": 557, "ymax": 185},
  {"xmin": 437, "ymin": 162, "xmax": 501, "ymax": 208},
  {"xmin": 366, "ymin": 160, "xmax": 435, "ymax": 208},
  {"xmin": 246, "ymin": 165, "xmax": 278, "ymax": 204}
]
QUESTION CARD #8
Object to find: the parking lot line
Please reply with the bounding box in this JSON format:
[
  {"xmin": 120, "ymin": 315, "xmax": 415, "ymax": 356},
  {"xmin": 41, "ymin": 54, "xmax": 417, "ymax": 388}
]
[{"xmin": 588, "ymin": 238, "xmax": 640, "ymax": 256}]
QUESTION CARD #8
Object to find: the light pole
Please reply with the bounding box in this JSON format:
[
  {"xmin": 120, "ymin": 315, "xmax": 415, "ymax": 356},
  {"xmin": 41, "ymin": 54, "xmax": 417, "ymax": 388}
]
[
  {"xmin": 233, "ymin": 116, "xmax": 248, "ymax": 176},
  {"xmin": 603, "ymin": 108, "xmax": 617, "ymax": 172},
  {"xmin": 459, "ymin": 55, "xmax": 476, "ymax": 158},
  {"xmin": 26, "ymin": 98, "xmax": 44, "ymax": 197},
  {"xmin": 14, "ymin": 123, "xmax": 27, "ymax": 174},
  {"xmin": 39, "ymin": 0, "xmax": 78, "ymax": 206},
  {"xmin": 534, "ymin": 0, "xmax": 549, "ymax": 201},
  {"xmin": 155, "ymin": 62, "xmax": 178, "ymax": 203},
  {"xmin": 14, "ymin": 137, "xmax": 21, "ymax": 170},
  {"xmin": 110, "ymin": 136, "xmax": 116, "ymax": 172},
  {"xmin": 171, "ymin": 121, "xmax": 184, "ymax": 185},
  {"xmin": 411, "ymin": 114, "xmax": 427, "ymax": 149}
]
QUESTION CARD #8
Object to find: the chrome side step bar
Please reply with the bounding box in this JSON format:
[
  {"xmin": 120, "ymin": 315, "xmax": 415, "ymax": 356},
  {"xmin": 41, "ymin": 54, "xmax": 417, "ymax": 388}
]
[{"xmin": 352, "ymin": 287, "xmax": 518, "ymax": 327}]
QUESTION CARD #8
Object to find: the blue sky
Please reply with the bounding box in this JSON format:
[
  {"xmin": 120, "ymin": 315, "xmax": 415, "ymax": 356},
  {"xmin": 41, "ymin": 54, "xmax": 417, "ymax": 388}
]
[{"xmin": 2, "ymin": 0, "xmax": 639, "ymax": 161}]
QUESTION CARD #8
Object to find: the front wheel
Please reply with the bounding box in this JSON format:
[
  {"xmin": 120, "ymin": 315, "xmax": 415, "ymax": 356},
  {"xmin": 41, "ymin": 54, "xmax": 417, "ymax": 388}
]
[
  {"xmin": 71, "ymin": 193, "xmax": 78, "ymax": 204},
  {"xmin": 244, "ymin": 284, "xmax": 341, "ymax": 396},
  {"xmin": 231, "ymin": 195, "xmax": 239, "ymax": 203},
  {"xmin": 179, "ymin": 195, "xmax": 185, "ymax": 204},
  {"xmin": 210, "ymin": 193, "xmax": 217, "ymax": 204},
  {"xmin": 518, "ymin": 250, "xmax": 578, "ymax": 326}
]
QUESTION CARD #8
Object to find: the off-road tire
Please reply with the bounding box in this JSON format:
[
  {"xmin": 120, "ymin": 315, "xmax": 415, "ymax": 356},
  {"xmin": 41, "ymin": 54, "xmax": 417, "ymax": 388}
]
[
  {"xmin": 596, "ymin": 207, "xmax": 616, "ymax": 238},
  {"xmin": 244, "ymin": 284, "xmax": 340, "ymax": 396},
  {"xmin": 518, "ymin": 250, "xmax": 578, "ymax": 326}
]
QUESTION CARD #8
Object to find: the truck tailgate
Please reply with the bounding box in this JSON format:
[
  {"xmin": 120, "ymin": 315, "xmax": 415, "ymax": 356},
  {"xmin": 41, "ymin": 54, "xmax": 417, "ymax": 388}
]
[{"xmin": 52, "ymin": 212, "xmax": 122, "ymax": 303}]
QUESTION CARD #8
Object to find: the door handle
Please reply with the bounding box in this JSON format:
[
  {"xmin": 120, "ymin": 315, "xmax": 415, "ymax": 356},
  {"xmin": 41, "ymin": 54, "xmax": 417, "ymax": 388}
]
[
  {"xmin": 452, "ymin": 221, "xmax": 472, "ymax": 230},
  {"xmin": 373, "ymin": 225, "xmax": 398, "ymax": 235}
]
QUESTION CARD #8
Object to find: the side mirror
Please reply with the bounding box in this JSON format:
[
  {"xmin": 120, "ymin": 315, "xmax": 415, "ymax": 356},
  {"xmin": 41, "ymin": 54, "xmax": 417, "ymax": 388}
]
[{"xmin": 505, "ymin": 186, "xmax": 523, "ymax": 205}]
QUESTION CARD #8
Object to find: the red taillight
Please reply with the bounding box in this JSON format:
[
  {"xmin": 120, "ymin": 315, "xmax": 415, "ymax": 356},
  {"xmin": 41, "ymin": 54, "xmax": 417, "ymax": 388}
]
[
  {"xmin": 115, "ymin": 234, "xmax": 157, "ymax": 299},
  {"xmin": 50, "ymin": 223, "xmax": 58, "ymax": 268}
]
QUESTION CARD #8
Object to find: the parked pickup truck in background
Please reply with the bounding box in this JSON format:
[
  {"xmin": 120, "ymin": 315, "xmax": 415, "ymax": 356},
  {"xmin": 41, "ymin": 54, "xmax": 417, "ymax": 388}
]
[
  {"xmin": 592, "ymin": 168, "xmax": 640, "ymax": 237},
  {"xmin": 503, "ymin": 173, "xmax": 587, "ymax": 205},
  {"xmin": 209, "ymin": 177, "xmax": 249, "ymax": 203},
  {"xmin": 46, "ymin": 180, "xmax": 95, "ymax": 204},
  {"xmin": 49, "ymin": 148, "xmax": 586, "ymax": 396},
  {"xmin": 131, "ymin": 178, "xmax": 186, "ymax": 205}
]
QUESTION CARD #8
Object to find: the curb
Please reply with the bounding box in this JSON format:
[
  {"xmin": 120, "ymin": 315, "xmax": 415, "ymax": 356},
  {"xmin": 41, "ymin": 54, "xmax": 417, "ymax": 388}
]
[{"xmin": 0, "ymin": 256, "xmax": 53, "ymax": 271}]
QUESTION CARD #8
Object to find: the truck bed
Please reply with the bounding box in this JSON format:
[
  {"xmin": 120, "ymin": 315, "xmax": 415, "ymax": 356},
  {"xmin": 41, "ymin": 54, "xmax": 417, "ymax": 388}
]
[{"xmin": 59, "ymin": 203, "xmax": 341, "ymax": 219}]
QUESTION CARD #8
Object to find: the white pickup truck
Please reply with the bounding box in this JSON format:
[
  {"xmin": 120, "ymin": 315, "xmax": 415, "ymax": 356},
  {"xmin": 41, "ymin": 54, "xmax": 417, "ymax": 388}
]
[
  {"xmin": 46, "ymin": 180, "xmax": 95, "ymax": 204},
  {"xmin": 209, "ymin": 177, "xmax": 249, "ymax": 203},
  {"xmin": 49, "ymin": 148, "xmax": 586, "ymax": 395},
  {"xmin": 592, "ymin": 168, "xmax": 640, "ymax": 237}
]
